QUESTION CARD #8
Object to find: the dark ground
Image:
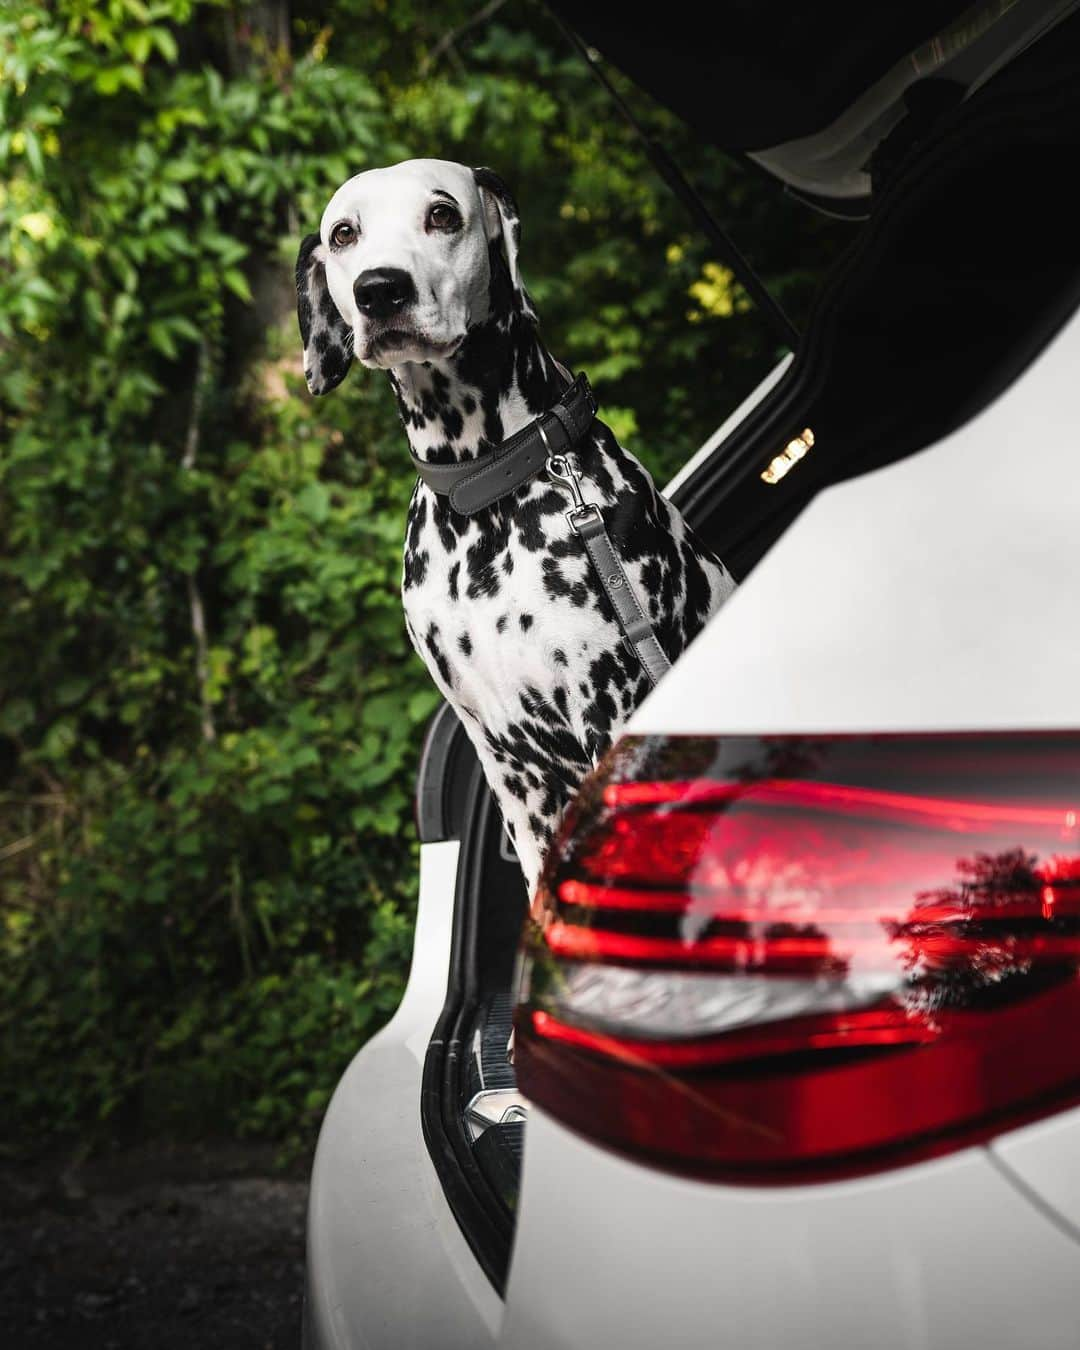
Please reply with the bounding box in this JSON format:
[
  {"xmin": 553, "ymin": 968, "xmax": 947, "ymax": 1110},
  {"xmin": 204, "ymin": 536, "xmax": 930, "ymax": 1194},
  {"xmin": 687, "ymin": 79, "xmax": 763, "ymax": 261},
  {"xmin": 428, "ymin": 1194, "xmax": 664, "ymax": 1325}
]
[{"xmin": 0, "ymin": 1143, "xmax": 308, "ymax": 1349}]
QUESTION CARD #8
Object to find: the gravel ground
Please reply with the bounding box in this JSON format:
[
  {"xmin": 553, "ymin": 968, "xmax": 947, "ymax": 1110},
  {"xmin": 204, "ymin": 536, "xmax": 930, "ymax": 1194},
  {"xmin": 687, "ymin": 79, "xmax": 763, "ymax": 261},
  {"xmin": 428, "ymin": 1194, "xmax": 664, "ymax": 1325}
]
[{"xmin": 0, "ymin": 1144, "xmax": 308, "ymax": 1349}]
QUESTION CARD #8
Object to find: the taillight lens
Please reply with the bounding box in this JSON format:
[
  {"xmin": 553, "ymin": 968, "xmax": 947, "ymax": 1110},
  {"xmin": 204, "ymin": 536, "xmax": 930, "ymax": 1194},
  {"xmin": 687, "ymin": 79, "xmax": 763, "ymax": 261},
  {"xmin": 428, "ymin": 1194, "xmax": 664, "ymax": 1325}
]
[{"xmin": 514, "ymin": 733, "xmax": 1080, "ymax": 1182}]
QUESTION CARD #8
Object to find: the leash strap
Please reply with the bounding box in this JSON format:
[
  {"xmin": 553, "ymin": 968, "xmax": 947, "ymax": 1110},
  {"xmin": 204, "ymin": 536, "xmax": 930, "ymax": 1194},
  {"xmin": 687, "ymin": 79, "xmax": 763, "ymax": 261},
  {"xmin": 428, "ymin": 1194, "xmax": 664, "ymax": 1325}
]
[
  {"xmin": 409, "ymin": 374, "xmax": 598, "ymax": 514},
  {"xmin": 546, "ymin": 457, "xmax": 671, "ymax": 689},
  {"xmin": 574, "ymin": 506, "xmax": 671, "ymax": 687}
]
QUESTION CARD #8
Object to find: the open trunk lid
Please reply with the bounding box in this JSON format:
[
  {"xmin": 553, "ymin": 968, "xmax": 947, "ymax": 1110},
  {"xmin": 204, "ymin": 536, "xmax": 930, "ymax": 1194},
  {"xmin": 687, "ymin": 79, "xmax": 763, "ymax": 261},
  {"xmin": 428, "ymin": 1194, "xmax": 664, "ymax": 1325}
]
[{"xmin": 550, "ymin": 0, "xmax": 1078, "ymax": 209}]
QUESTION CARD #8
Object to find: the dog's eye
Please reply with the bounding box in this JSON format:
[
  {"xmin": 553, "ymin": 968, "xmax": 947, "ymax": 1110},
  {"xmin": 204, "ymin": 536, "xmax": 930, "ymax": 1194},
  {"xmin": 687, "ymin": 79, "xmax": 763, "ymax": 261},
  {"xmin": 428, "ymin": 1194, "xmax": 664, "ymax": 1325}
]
[
  {"xmin": 330, "ymin": 221, "xmax": 358, "ymax": 249},
  {"xmin": 427, "ymin": 202, "xmax": 462, "ymax": 232}
]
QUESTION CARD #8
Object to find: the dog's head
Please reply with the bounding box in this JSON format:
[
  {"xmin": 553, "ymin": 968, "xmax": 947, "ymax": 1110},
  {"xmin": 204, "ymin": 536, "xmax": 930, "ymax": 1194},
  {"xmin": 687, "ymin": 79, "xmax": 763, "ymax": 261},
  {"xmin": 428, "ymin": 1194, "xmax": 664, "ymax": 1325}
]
[{"xmin": 296, "ymin": 158, "xmax": 530, "ymax": 395}]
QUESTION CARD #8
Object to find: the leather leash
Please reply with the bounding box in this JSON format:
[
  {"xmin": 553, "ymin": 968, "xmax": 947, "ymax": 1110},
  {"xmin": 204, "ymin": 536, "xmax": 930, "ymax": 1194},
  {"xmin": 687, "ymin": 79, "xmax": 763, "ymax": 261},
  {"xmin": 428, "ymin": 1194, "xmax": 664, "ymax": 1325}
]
[{"xmin": 408, "ymin": 373, "xmax": 672, "ymax": 688}]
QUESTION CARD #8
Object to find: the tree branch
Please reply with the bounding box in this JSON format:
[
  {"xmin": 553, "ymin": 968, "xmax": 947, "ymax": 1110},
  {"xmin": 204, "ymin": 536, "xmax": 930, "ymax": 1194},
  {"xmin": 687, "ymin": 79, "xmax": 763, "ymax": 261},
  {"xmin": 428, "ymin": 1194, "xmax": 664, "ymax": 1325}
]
[
  {"xmin": 420, "ymin": 0, "xmax": 509, "ymax": 74},
  {"xmin": 183, "ymin": 340, "xmax": 216, "ymax": 743}
]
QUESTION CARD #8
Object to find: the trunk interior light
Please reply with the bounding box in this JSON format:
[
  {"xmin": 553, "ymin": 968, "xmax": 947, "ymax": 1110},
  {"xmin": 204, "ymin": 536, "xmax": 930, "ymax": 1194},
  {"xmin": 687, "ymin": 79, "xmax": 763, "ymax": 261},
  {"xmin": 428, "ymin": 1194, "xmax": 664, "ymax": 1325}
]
[
  {"xmin": 760, "ymin": 427, "xmax": 814, "ymax": 484},
  {"xmin": 513, "ymin": 733, "xmax": 1080, "ymax": 1182}
]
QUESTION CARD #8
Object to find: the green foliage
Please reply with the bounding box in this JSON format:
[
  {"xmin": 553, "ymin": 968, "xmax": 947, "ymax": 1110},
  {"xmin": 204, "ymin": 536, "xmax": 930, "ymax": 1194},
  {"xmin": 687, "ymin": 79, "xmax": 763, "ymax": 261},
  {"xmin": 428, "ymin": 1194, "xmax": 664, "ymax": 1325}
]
[{"xmin": 0, "ymin": 0, "xmax": 846, "ymax": 1158}]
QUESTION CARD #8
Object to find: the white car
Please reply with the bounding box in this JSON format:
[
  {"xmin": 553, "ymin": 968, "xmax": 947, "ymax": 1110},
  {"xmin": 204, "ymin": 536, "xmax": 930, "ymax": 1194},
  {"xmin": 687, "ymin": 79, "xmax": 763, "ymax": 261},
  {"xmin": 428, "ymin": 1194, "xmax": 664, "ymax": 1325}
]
[{"xmin": 304, "ymin": 4, "xmax": 1080, "ymax": 1346}]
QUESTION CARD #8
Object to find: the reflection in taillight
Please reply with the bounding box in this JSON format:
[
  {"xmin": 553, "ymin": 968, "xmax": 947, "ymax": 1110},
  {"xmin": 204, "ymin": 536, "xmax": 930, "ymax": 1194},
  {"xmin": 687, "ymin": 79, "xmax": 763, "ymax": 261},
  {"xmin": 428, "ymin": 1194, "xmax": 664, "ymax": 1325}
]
[{"xmin": 513, "ymin": 734, "xmax": 1080, "ymax": 1182}]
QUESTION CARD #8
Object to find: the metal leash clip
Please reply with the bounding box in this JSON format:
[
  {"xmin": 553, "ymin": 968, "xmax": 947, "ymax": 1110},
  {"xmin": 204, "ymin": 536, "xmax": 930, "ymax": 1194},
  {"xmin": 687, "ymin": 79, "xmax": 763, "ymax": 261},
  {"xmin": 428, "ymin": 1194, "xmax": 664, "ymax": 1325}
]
[{"xmin": 542, "ymin": 435, "xmax": 601, "ymax": 531}]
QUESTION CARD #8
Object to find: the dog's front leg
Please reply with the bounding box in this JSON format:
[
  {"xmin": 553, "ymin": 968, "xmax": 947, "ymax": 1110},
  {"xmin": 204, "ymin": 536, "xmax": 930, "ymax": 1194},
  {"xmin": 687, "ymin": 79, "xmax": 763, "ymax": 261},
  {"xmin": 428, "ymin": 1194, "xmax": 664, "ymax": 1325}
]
[
  {"xmin": 469, "ymin": 724, "xmax": 592, "ymax": 898},
  {"xmin": 471, "ymin": 741, "xmax": 555, "ymax": 898}
]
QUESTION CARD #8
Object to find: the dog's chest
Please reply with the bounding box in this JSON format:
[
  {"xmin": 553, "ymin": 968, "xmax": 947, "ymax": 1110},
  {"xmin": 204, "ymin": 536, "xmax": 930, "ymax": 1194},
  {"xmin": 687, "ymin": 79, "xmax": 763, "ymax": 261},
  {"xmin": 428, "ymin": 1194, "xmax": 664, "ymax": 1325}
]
[{"xmin": 401, "ymin": 479, "xmax": 619, "ymax": 723}]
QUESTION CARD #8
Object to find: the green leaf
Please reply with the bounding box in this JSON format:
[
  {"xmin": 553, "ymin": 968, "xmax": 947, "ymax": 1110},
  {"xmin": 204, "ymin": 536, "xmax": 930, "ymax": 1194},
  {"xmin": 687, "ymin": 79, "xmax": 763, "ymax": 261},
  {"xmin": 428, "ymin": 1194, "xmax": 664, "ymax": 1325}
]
[
  {"xmin": 55, "ymin": 676, "xmax": 91, "ymax": 707},
  {"xmin": 0, "ymin": 698, "xmax": 35, "ymax": 737},
  {"xmin": 407, "ymin": 688, "xmax": 441, "ymax": 723},
  {"xmin": 294, "ymin": 482, "xmax": 329, "ymax": 524},
  {"xmin": 222, "ymin": 268, "xmax": 252, "ymax": 303},
  {"xmin": 22, "ymin": 128, "xmax": 43, "ymax": 177},
  {"xmin": 126, "ymin": 29, "xmax": 152, "ymax": 64},
  {"xmin": 151, "ymin": 27, "xmax": 179, "ymax": 64},
  {"xmin": 147, "ymin": 320, "xmax": 179, "ymax": 359}
]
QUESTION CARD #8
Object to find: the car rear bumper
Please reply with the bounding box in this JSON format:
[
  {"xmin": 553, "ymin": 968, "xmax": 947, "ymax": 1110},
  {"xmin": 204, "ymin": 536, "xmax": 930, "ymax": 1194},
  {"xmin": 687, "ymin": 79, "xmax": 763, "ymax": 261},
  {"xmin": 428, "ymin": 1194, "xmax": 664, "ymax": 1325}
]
[{"xmin": 500, "ymin": 1108, "xmax": 1080, "ymax": 1350}]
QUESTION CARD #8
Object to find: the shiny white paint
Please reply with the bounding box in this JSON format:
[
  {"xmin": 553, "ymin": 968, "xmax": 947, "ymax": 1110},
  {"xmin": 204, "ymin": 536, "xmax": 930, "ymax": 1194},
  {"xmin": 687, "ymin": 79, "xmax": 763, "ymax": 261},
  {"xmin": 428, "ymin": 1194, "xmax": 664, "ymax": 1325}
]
[
  {"xmin": 501, "ymin": 1109, "xmax": 1080, "ymax": 1350},
  {"xmin": 992, "ymin": 1105, "xmax": 1080, "ymax": 1236},
  {"xmin": 304, "ymin": 840, "xmax": 502, "ymax": 1350},
  {"xmin": 632, "ymin": 304, "xmax": 1080, "ymax": 736}
]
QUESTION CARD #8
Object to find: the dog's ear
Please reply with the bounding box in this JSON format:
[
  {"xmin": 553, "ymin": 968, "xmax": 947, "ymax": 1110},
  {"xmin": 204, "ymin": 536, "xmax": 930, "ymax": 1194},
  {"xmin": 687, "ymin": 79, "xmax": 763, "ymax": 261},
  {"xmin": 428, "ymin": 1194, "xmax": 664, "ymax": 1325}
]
[
  {"xmin": 295, "ymin": 232, "xmax": 353, "ymax": 395},
  {"xmin": 472, "ymin": 167, "xmax": 535, "ymax": 320}
]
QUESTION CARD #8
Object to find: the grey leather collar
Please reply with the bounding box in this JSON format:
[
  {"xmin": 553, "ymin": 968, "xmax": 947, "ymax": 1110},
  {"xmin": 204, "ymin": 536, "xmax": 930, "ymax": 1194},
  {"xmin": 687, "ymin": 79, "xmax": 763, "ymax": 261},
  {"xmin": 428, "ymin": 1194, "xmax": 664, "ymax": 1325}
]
[{"xmin": 409, "ymin": 373, "xmax": 597, "ymax": 514}]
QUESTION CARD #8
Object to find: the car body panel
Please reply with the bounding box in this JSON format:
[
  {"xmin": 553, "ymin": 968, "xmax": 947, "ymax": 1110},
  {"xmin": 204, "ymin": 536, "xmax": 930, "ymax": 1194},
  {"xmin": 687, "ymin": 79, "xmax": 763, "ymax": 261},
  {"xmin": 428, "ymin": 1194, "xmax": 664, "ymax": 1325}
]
[
  {"xmin": 631, "ymin": 302, "xmax": 1080, "ymax": 737},
  {"xmin": 501, "ymin": 1109, "xmax": 1080, "ymax": 1350},
  {"xmin": 991, "ymin": 1104, "xmax": 1080, "ymax": 1237},
  {"xmin": 304, "ymin": 841, "xmax": 501, "ymax": 1350},
  {"xmin": 497, "ymin": 297, "xmax": 1080, "ymax": 1348}
]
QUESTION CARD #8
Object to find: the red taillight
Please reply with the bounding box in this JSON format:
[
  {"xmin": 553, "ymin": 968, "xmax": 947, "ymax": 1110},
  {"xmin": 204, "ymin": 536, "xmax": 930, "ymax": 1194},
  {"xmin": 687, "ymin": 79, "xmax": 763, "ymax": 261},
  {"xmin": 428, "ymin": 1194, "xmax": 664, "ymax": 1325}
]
[{"xmin": 513, "ymin": 733, "xmax": 1080, "ymax": 1182}]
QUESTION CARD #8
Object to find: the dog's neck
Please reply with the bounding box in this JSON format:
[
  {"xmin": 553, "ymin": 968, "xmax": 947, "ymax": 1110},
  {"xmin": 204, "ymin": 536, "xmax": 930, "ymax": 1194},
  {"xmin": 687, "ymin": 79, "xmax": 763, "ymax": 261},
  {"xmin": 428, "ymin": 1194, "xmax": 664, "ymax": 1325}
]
[{"xmin": 387, "ymin": 309, "xmax": 566, "ymax": 466}]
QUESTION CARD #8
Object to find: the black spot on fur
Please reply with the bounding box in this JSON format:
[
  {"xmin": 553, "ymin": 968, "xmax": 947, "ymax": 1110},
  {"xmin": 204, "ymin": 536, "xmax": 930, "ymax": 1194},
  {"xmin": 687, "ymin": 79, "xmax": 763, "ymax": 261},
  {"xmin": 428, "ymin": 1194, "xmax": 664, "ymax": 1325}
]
[
  {"xmin": 321, "ymin": 344, "xmax": 350, "ymax": 385},
  {"xmin": 683, "ymin": 545, "xmax": 713, "ymax": 632},
  {"xmin": 516, "ymin": 490, "xmax": 564, "ymax": 551},
  {"xmin": 464, "ymin": 514, "xmax": 510, "ymax": 600},
  {"xmin": 424, "ymin": 623, "xmax": 454, "ymax": 688},
  {"xmin": 432, "ymin": 498, "xmax": 462, "ymax": 553},
  {"xmin": 467, "ymin": 563, "xmax": 501, "ymax": 600},
  {"xmin": 542, "ymin": 556, "xmax": 591, "ymax": 608},
  {"xmin": 441, "ymin": 405, "xmax": 464, "ymax": 441},
  {"xmin": 519, "ymin": 613, "xmax": 533, "ymax": 631},
  {"xmin": 403, "ymin": 546, "xmax": 428, "ymax": 589}
]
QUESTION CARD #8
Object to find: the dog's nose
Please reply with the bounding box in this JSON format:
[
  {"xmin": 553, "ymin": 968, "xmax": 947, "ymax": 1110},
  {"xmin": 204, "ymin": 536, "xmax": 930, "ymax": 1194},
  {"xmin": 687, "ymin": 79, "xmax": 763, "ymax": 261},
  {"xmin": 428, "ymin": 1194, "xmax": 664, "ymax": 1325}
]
[{"xmin": 353, "ymin": 267, "xmax": 418, "ymax": 320}]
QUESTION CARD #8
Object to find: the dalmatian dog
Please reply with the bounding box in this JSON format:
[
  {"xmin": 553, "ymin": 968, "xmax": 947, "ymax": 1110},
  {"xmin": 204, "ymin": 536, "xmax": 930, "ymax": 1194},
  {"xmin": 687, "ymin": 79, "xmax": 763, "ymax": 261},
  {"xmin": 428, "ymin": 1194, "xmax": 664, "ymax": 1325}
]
[{"xmin": 296, "ymin": 158, "xmax": 736, "ymax": 894}]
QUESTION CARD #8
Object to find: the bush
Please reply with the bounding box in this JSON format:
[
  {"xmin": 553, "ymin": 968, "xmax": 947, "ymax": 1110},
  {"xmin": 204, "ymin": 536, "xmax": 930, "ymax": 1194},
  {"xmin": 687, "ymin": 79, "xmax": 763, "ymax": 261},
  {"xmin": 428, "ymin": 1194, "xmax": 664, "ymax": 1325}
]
[{"xmin": 0, "ymin": 0, "xmax": 845, "ymax": 1158}]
